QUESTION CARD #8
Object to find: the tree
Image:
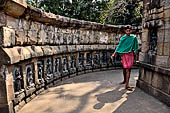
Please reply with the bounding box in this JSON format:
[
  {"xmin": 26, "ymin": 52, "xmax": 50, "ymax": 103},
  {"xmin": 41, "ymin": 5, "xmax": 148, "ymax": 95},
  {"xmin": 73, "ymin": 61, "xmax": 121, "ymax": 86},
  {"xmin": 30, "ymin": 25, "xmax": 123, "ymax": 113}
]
[
  {"xmin": 100, "ymin": 0, "xmax": 143, "ymax": 25},
  {"xmin": 37, "ymin": 0, "xmax": 108, "ymax": 23}
]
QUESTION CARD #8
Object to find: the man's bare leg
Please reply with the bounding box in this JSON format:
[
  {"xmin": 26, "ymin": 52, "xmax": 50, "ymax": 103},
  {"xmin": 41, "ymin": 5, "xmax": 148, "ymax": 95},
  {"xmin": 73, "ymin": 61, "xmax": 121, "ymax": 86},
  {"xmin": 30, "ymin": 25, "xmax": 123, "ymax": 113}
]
[
  {"xmin": 120, "ymin": 68, "xmax": 126, "ymax": 84},
  {"xmin": 125, "ymin": 68, "xmax": 132, "ymax": 89}
]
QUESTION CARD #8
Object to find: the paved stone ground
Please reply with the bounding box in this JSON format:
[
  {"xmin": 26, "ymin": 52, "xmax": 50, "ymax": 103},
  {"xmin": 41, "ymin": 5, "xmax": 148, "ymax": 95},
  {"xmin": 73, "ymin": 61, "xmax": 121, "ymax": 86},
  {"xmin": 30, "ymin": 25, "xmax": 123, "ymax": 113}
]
[{"xmin": 18, "ymin": 69, "xmax": 170, "ymax": 113}]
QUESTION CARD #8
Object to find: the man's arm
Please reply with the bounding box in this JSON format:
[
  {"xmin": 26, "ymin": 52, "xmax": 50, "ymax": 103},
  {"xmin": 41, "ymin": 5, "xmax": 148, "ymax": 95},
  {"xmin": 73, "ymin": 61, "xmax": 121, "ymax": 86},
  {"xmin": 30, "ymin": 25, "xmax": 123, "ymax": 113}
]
[{"xmin": 111, "ymin": 51, "xmax": 117, "ymax": 59}]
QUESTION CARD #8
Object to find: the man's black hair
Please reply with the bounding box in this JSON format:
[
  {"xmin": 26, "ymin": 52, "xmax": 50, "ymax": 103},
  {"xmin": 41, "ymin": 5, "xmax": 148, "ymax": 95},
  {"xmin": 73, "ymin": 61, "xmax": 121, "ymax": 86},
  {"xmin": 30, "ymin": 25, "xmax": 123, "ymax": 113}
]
[{"xmin": 124, "ymin": 25, "xmax": 132, "ymax": 30}]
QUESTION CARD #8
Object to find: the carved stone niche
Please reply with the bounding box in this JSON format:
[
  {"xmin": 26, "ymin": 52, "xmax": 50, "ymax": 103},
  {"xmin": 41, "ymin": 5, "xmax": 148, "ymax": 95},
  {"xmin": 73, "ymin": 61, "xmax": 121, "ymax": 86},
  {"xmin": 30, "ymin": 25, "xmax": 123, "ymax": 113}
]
[
  {"xmin": 78, "ymin": 53, "xmax": 84, "ymax": 68},
  {"xmin": 148, "ymin": 27, "xmax": 158, "ymax": 55},
  {"xmin": 37, "ymin": 61, "xmax": 44, "ymax": 84},
  {"xmin": 54, "ymin": 57, "xmax": 60, "ymax": 76},
  {"xmin": 13, "ymin": 67, "xmax": 24, "ymax": 95},
  {"xmin": 46, "ymin": 58, "xmax": 53, "ymax": 80},
  {"xmin": 86, "ymin": 53, "xmax": 92, "ymax": 66},
  {"xmin": 26, "ymin": 65, "xmax": 35, "ymax": 89},
  {"xmin": 101, "ymin": 51, "xmax": 107, "ymax": 65},
  {"xmin": 62, "ymin": 56, "xmax": 68, "ymax": 73},
  {"xmin": 93, "ymin": 52, "xmax": 100, "ymax": 66},
  {"xmin": 70, "ymin": 55, "xmax": 76, "ymax": 72}
]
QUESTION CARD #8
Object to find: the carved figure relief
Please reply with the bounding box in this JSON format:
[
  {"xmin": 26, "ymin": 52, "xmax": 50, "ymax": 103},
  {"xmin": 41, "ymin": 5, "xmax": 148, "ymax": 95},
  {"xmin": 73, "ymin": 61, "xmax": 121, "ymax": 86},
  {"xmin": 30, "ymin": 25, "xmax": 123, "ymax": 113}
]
[
  {"xmin": 78, "ymin": 54, "xmax": 83, "ymax": 67},
  {"xmin": 13, "ymin": 67, "xmax": 24, "ymax": 94},
  {"xmin": 86, "ymin": 53, "xmax": 92, "ymax": 66},
  {"xmin": 102, "ymin": 51, "xmax": 107, "ymax": 64},
  {"xmin": 149, "ymin": 28, "xmax": 157, "ymax": 55},
  {"xmin": 93, "ymin": 53, "xmax": 99, "ymax": 65},
  {"xmin": 70, "ymin": 56, "xmax": 75, "ymax": 69},
  {"xmin": 26, "ymin": 65, "xmax": 34, "ymax": 89},
  {"xmin": 46, "ymin": 58, "xmax": 53, "ymax": 80},
  {"xmin": 54, "ymin": 58, "xmax": 59, "ymax": 73},
  {"xmin": 62, "ymin": 57, "xmax": 68, "ymax": 72},
  {"xmin": 37, "ymin": 61, "xmax": 44, "ymax": 84}
]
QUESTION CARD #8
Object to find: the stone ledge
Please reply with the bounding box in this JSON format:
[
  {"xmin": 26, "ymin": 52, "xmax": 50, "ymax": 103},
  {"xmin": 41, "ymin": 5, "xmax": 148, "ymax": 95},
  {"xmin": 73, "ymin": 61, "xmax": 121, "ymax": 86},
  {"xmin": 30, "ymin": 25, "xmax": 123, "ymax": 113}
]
[
  {"xmin": 138, "ymin": 61, "xmax": 170, "ymax": 77},
  {"xmin": 137, "ymin": 79, "xmax": 170, "ymax": 106},
  {"xmin": 24, "ymin": 6, "xmax": 139, "ymax": 32},
  {"xmin": 0, "ymin": 44, "xmax": 115, "ymax": 64}
]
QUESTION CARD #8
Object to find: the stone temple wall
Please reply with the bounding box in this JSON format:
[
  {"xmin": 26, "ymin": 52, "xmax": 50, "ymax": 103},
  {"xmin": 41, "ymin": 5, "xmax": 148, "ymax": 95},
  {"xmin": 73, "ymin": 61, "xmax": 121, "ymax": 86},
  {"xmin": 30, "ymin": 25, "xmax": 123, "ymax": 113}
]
[
  {"xmin": 137, "ymin": 0, "xmax": 170, "ymax": 106},
  {"xmin": 0, "ymin": 0, "xmax": 141, "ymax": 113}
]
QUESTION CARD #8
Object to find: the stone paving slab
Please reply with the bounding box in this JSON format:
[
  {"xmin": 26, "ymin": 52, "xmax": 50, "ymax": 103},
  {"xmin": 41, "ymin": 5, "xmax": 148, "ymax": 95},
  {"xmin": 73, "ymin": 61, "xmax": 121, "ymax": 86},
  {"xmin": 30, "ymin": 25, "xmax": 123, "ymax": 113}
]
[{"xmin": 18, "ymin": 69, "xmax": 170, "ymax": 113}]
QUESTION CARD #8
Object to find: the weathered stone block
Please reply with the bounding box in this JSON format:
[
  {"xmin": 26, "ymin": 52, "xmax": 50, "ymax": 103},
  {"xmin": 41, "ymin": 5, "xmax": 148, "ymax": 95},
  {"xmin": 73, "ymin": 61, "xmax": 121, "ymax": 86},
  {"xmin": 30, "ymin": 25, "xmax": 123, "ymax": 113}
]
[
  {"xmin": 163, "ymin": 42, "xmax": 170, "ymax": 56},
  {"xmin": 164, "ymin": 8, "xmax": 170, "ymax": 18},
  {"xmin": 157, "ymin": 42, "xmax": 163, "ymax": 56},
  {"xmin": 0, "ymin": 27, "xmax": 15, "ymax": 47},
  {"xmin": 15, "ymin": 30, "xmax": 27, "ymax": 45},
  {"xmin": 41, "ymin": 46, "xmax": 53, "ymax": 56},
  {"xmin": 3, "ymin": 48, "xmax": 20, "ymax": 64},
  {"xmin": 30, "ymin": 46, "xmax": 43, "ymax": 57},
  {"xmin": 143, "ymin": 69, "xmax": 152, "ymax": 85},
  {"xmin": 155, "ymin": 55, "xmax": 170, "ymax": 68},
  {"xmin": 142, "ymin": 29, "xmax": 149, "ymax": 42},
  {"xmin": 157, "ymin": 29, "xmax": 164, "ymax": 42},
  {"xmin": 37, "ymin": 30, "xmax": 47, "ymax": 45},
  {"xmin": 48, "ymin": 31, "xmax": 54, "ymax": 44},
  {"xmin": 3, "ymin": 0, "xmax": 27, "ymax": 18},
  {"xmin": 27, "ymin": 30, "xmax": 37, "ymax": 44},
  {"xmin": 141, "ymin": 41, "xmax": 149, "ymax": 53},
  {"xmin": 139, "ymin": 52, "xmax": 149, "ymax": 63},
  {"xmin": 151, "ymin": 72, "xmax": 163, "ymax": 90}
]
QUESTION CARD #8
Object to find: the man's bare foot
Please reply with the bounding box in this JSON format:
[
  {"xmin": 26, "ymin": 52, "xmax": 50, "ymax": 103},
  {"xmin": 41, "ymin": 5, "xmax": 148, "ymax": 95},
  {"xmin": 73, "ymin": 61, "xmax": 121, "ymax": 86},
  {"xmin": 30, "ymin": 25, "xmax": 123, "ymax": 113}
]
[
  {"xmin": 125, "ymin": 86, "xmax": 134, "ymax": 91},
  {"xmin": 119, "ymin": 81, "xmax": 126, "ymax": 84}
]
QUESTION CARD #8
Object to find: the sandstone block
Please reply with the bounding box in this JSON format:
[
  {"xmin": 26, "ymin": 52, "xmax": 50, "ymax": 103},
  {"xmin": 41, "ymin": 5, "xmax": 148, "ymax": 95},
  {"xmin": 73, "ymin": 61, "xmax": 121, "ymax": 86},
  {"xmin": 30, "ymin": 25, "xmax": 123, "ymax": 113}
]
[
  {"xmin": 155, "ymin": 55, "xmax": 170, "ymax": 68},
  {"xmin": 0, "ymin": 27, "xmax": 15, "ymax": 47},
  {"xmin": 31, "ymin": 46, "xmax": 43, "ymax": 57},
  {"xmin": 27, "ymin": 30, "xmax": 37, "ymax": 44},
  {"xmin": 164, "ymin": 8, "xmax": 170, "ymax": 18},
  {"xmin": 143, "ymin": 69, "xmax": 152, "ymax": 85},
  {"xmin": 151, "ymin": 72, "xmax": 163, "ymax": 90},
  {"xmin": 163, "ymin": 42, "xmax": 170, "ymax": 56},
  {"xmin": 41, "ymin": 46, "xmax": 53, "ymax": 56},
  {"xmin": 142, "ymin": 29, "xmax": 149, "ymax": 42},
  {"xmin": 38, "ymin": 30, "xmax": 47, "ymax": 45},
  {"xmin": 15, "ymin": 30, "xmax": 27, "ymax": 45},
  {"xmin": 157, "ymin": 42, "xmax": 163, "ymax": 56},
  {"xmin": 141, "ymin": 41, "xmax": 149, "ymax": 53},
  {"xmin": 3, "ymin": 0, "xmax": 27, "ymax": 17},
  {"xmin": 3, "ymin": 48, "xmax": 20, "ymax": 64}
]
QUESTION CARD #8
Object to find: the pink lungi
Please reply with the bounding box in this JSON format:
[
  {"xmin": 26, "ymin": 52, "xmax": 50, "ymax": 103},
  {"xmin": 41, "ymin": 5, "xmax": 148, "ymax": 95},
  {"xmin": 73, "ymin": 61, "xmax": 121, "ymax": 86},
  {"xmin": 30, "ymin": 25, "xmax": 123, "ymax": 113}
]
[{"xmin": 121, "ymin": 51, "xmax": 134, "ymax": 69}]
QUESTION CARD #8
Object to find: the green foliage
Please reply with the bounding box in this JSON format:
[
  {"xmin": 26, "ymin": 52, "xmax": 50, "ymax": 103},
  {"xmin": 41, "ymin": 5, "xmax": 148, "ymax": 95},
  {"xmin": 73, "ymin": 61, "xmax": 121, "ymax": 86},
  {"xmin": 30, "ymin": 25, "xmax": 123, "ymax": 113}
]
[
  {"xmin": 38, "ymin": 0, "xmax": 108, "ymax": 23},
  {"xmin": 100, "ymin": 0, "xmax": 143, "ymax": 25},
  {"xmin": 26, "ymin": 0, "xmax": 36, "ymax": 7}
]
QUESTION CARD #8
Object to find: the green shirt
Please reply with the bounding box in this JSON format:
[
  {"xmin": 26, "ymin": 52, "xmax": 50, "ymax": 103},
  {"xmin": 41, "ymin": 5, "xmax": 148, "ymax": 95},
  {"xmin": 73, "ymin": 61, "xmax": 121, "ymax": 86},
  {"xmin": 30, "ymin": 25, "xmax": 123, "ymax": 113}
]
[{"xmin": 115, "ymin": 34, "xmax": 138, "ymax": 56}]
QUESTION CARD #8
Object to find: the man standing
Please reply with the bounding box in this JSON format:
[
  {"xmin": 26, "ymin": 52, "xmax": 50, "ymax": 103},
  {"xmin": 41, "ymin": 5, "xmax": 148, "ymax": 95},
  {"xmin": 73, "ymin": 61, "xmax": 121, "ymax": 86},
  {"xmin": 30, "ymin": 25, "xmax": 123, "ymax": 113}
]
[{"xmin": 111, "ymin": 26, "xmax": 138, "ymax": 90}]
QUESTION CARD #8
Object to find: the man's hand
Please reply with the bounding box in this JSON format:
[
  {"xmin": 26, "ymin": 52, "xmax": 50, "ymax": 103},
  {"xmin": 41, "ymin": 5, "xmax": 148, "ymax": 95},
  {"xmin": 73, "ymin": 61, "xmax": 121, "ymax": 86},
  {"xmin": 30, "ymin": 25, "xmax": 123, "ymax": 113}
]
[{"xmin": 111, "ymin": 51, "xmax": 116, "ymax": 60}]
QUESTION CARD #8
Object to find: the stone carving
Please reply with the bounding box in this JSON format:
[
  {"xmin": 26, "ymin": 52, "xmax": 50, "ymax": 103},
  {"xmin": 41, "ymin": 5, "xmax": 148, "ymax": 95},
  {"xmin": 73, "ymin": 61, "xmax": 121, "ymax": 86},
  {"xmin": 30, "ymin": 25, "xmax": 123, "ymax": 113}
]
[
  {"xmin": 149, "ymin": 29, "xmax": 157, "ymax": 54},
  {"xmin": 62, "ymin": 57, "xmax": 68, "ymax": 72},
  {"xmin": 93, "ymin": 53, "xmax": 100, "ymax": 65},
  {"xmin": 70, "ymin": 56, "xmax": 75, "ymax": 69},
  {"xmin": 26, "ymin": 65, "xmax": 34, "ymax": 89},
  {"xmin": 102, "ymin": 51, "xmax": 107, "ymax": 64},
  {"xmin": 37, "ymin": 61, "xmax": 44, "ymax": 84},
  {"xmin": 54, "ymin": 58, "xmax": 60, "ymax": 73},
  {"xmin": 86, "ymin": 53, "xmax": 92, "ymax": 66},
  {"xmin": 46, "ymin": 58, "xmax": 53, "ymax": 80},
  {"xmin": 78, "ymin": 54, "xmax": 83, "ymax": 67},
  {"xmin": 13, "ymin": 67, "xmax": 24, "ymax": 94}
]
